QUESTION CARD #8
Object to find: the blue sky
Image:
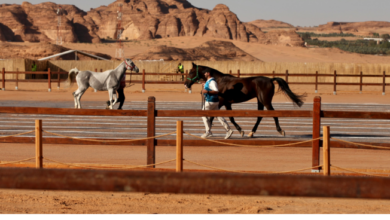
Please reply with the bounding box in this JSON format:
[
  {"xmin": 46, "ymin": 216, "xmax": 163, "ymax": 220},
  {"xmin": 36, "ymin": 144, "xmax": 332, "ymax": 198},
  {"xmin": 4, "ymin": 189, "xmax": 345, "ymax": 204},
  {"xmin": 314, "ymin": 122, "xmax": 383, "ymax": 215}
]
[{"xmin": 2, "ymin": 0, "xmax": 390, "ymax": 26}]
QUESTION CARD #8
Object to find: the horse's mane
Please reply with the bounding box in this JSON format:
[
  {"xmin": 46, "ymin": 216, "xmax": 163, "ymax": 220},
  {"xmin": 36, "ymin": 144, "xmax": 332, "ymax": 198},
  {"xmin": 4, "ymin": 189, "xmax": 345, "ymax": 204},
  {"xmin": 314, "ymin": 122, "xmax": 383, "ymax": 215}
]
[{"xmin": 198, "ymin": 65, "xmax": 234, "ymax": 78}]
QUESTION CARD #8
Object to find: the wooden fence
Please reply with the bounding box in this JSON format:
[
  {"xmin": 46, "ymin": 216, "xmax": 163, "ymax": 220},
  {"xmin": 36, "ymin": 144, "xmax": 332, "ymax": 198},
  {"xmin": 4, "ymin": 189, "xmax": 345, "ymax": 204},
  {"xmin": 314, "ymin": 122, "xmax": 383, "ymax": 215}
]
[
  {"xmin": 1, "ymin": 97, "xmax": 390, "ymax": 173},
  {"xmin": 1, "ymin": 68, "xmax": 389, "ymax": 94}
]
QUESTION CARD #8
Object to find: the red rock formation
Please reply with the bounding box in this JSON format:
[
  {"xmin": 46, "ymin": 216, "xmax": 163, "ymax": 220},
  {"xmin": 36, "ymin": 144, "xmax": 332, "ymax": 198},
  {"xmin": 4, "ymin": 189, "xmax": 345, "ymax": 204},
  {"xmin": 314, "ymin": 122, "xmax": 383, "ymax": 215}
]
[
  {"xmin": 317, "ymin": 21, "xmax": 390, "ymax": 36},
  {"xmin": 0, "ymin": 0, "xmax": 304, "ymax": 46},
  {"xmin": 248, "ymin": 19, "xmax": 294, "ymax": 29}
]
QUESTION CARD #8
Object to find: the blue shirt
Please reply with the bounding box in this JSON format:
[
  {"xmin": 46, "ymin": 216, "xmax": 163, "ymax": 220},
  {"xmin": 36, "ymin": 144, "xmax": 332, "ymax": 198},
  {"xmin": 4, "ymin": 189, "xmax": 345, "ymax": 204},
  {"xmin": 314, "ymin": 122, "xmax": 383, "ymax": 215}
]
[{"xmin": 204, "ymin": 78, "xmax": 219, "ymax": 102}]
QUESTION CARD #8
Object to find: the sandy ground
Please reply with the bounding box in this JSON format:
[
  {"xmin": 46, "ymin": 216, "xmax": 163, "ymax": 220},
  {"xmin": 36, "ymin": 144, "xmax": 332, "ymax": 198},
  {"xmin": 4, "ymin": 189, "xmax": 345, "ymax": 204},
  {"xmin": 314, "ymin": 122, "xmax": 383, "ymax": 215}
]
[{"xmin": 1, "ymin": 82, "xmax": 390, "ymax": 214}]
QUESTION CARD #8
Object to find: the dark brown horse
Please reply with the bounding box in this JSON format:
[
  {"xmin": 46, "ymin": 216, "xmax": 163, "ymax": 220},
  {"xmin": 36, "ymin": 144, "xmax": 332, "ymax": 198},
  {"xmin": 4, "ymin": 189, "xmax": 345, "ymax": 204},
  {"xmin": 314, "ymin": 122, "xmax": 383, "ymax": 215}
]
[{"xmin": 184, "ymin": 63, "xmax": 306, "ymax": 138}]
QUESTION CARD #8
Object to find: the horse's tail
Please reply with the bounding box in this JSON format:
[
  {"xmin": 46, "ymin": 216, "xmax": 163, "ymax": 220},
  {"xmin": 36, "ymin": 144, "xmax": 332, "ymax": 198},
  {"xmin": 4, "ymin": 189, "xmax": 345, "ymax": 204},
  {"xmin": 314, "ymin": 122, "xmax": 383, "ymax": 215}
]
[
  {"xmin": 67, "ymin": 67, "xmax": 79, "ymax": 87},
  {"xmin": 271, "ymin": 78, "xmax": 306, "ymax": 107}
]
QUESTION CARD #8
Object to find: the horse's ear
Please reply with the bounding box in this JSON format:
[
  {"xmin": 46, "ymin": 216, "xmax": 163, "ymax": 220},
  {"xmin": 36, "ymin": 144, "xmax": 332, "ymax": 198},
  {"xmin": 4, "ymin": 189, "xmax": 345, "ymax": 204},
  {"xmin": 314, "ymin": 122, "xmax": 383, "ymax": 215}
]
[{"xmin": 192, "ymin": 62, "xmax": 196, "ymax": 68}]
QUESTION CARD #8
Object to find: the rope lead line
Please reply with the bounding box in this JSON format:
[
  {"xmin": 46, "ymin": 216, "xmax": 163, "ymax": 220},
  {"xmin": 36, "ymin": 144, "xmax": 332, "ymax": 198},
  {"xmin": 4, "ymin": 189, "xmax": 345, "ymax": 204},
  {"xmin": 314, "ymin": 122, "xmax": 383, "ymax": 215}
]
[
  {"xmin": 43, "ymin": 157, "xmax": 176, "ymax": 170},
  {"xmin": 43, "ymin": 130, "xmax": 177, "ymax": 143},
  {"xmin": 184, "ymin": 131, "xmax": 322, "ymax": 148},
  {"xmin": 0, "ymin": 130, "xmax": 34, "ymax": 139}
]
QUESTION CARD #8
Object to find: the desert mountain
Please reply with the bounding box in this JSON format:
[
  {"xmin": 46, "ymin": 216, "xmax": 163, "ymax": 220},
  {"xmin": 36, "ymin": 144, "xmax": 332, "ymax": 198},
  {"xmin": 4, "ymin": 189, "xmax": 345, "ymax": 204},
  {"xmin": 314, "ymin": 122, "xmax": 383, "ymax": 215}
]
[
  {"xmin": 316, "ymin": 21, "xmax": 390, "ymax": 36},
  {"xmin": 248, "ymin": 19, "xmax": 294, "ymax": 29},
  {"xmin": 130, "ymin": 40, "xmax": 261, "ymax": 61},
  {"xmin": 0, "ymin": 42, "xmax": 111, "ymax": 60},
  {"xmin": 0, "ymin": 0, "xmax": 303, "ymax": 47}
]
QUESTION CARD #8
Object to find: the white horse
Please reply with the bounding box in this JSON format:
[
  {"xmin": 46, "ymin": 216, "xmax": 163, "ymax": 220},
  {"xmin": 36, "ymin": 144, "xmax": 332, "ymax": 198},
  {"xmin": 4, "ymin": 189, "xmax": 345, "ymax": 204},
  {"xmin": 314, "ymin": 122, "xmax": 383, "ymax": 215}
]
[{"xmin": 68, "ymin": 59, "xmax": 139, "ymax": 109}]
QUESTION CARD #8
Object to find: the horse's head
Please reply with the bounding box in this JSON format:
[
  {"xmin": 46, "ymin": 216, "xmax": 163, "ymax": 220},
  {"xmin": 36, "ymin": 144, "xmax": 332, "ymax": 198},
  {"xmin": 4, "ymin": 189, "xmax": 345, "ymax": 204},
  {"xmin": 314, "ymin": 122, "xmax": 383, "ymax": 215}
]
[
  {"xmin": 124, "ymin": 59, "xmax": 139, "ymax": 73},
  {"xmin": 184, "ymin": 63, "xmax": 207, "ymax": 89}
]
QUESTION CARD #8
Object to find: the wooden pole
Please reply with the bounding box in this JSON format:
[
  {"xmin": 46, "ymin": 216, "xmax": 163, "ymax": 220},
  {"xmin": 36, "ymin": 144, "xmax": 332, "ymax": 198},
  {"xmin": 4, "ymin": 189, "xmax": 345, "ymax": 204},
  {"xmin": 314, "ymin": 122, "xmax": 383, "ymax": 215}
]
[
  {"xmin": 312, "ymin": 96, "xmax": 321, "ymax": 172},
  {"xmin": 285, "ymin": 70, "xmax": 289, "ymax": 83},
  {"xmin": 237, "ymin": 70, "xmax": 240, "ymax": 78},
  {"xmin": 15, "ymin": 68, "xmax": 18, "ymax": 90},
  {"xmin": 176, "ymin": 121, "xmax": 183, "ymax": 172},
  {"xmin": 315, "ymin": 71, "xmax": 318, "ymax": 93},
  {"xmin": 272, "ymin": 71, "xmax": 275, "ymax": 78},
  {"xmin": 147, "ymin": 97, "xmax": 156, "ymax": 167},
  {"xmin": 229, "ymin": 70, "xmax": 232, "ymax": 76},
  {"xmin": 57, "ymin": 68, "xmax": 60, "ymax": 89},
  {"xmin": 323, "ymin": 126, "xmax": 330, "ymax": 176},
  {"xmin": 48, "ymin": 68, "xmax": 51, "ymax": 92},
  {"xmin": 333, "ymin": 70, "xmax": 337, "ymax": 95},
  {"xmin": 100, "ymin": 69, "xmax": 103, "ymax": 72},
  {"xmin": 35, "ymin": 120, "xmax": 43, "ymax": 169},
  {"xmin": 360, "ymin": 71, "xmax": 363, "ymax": 94},
  {"xmin": 142, "ymin": 69, "xmax": 146, "ymax": 93},
  {"xmin": 383, "ymin": 71, "xmax": 386, "ymax": 96},
  {"xmin": 2, "ymin": 68, "xmax": 5, "ymax": 91},
  {"xmin": 95, "ymin": 68, "xmax": 97, "ymax": 72}
]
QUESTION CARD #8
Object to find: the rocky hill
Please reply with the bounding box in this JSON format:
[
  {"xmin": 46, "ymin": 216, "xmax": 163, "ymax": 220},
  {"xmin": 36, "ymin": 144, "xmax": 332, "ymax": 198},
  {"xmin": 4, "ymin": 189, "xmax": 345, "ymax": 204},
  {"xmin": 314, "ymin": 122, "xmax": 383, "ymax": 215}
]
[
  {"xmin": 0, "ymin": 0, "xmax": 304, "ymax": 47},
  {"xmin": 131, "ymin": 40, "xmax": 261, "ymax": 61},
  {"xmin": 248, "ymin": 19, "xmax": 294, "ymax": 29},
  {"xmin": 316, "ymin": 21, "xmax": 390, "ymax": 36}
]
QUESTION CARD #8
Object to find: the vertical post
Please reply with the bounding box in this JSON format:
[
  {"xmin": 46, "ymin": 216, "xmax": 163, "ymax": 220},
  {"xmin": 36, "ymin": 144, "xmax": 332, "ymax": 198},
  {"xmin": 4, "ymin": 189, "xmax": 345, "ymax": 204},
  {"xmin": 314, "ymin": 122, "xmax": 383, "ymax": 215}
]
[
  {"xmin": 95, "ymin": 68, "xmax": 97, "ymax": 72},
  {"xmin": 383, "ymin": 71, "xmax": 386, "ymax": 96},
  {"xmin": 100, "ymin": 69, "xmax": 103, "ymax": 72},
  {"xmin": 176, "ymin": 121, "xmax": 183, "ymax": 172},
  {"xmin": 147, "ymin": 97, "xmax": 156, "ymax": 168},
  {"xmin": 285, "ymin": 70, "xmax": 289, "ymax": 83},
  {"xmin": 229, "ymin": 70, "xmax": 232, "ymax": 76},
  {"xmin": 323, "ymin": 126, "xmax": 330, "ymax": 176},
  {"xmin": 360, "ymin": 71, "xmax": 363, "ymax": 94},
  {"xmin": 333, "ymin": 70, "xmax": 337, "ymax": 95},
  {"xmin": 272, "ymin": 71, "xmax": 275, "ymax": 78},
  {"xmin": 237, "ymin": 70, "xmax": 240, "ymax": 78},
  {"xmin": 142, "ymin": 69, "xmax": 146, "ymax": 93},
  {"xmin": 57, "ymin": 68, "xmax": 60, "ymax": 89},
  {"xmin": 315, "ymin": 71, "xmax": 318, "ymax": 93},
  {"xmin": 35, "ymin": 120, "xmax": 43, "ymax": 169},
  {"xmin": 48, "ymin": 68, "xmax": 51, "ymax": 92},
  {"xmin": 312, "ymin": 96, "xmax": 321, "ymax": 173},
  {"xmin": 15, "ymin": 68, "xmax": 18, "ymax": 90},
  {"xmin": 2, "ymin": 68, "xmax": 5, "ymax": 91}
]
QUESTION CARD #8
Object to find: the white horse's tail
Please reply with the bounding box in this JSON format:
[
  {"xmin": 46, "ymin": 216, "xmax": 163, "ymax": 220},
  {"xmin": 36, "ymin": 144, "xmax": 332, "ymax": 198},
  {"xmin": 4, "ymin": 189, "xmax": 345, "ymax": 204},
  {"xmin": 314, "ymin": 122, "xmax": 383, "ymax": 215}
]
[{"xmin": 67, "ymin": 67, "xmax": 79, "ymax": 87}]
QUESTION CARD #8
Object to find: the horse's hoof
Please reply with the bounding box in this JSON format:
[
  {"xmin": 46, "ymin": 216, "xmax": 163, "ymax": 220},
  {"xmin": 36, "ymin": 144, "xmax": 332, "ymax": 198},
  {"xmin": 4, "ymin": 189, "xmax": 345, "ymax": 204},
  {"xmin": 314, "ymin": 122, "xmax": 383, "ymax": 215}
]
[
  {"xmin": 279, "ymin": 130, "xmax": 286, "ymax": 137},
  {"xmin": 248, "ymin": 132, "xmax": 254, "ymax": 138},
  {"xmin": 240, "ymin": 131, "xmax": 245, "ymax": 137}
]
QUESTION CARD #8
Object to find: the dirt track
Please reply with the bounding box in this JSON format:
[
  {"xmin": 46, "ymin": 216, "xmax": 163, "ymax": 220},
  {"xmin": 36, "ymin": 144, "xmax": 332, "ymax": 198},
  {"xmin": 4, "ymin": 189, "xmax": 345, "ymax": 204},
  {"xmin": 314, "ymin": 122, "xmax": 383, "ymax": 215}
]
[{"xmin": 1, "ymin": 84, "xmax": 390, "ymax": 214}]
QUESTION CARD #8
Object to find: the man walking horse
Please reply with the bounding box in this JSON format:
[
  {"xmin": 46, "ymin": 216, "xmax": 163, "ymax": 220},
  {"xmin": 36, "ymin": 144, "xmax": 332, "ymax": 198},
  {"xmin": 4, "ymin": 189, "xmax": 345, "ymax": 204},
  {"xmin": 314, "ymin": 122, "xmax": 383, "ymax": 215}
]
[{"xmin": 185, "ymin": 63, "xmax": 306, "ymax": 138}]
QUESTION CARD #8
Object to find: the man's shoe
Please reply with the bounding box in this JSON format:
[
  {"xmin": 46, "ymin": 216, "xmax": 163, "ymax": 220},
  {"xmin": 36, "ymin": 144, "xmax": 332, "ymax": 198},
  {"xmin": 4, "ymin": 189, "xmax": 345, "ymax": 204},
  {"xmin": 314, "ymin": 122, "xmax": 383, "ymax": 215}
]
[
  {"xmin": 225, "ymin": 130, "xmax": 233, "ymax": 139},
  {"xmin": 201, "ymin": 132, "xmax": 213, "ymax": 139}
]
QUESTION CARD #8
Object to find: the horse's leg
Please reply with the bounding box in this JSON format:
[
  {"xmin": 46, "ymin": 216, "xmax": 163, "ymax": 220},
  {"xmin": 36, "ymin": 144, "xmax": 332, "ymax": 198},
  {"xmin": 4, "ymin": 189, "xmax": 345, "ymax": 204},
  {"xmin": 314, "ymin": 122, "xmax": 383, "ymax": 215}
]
[
  {"xmin": 108, "ymin": 89, "xmax": 114, "ymax": 110},
  {"xmin": 73, "ymin": 88, "xmax": 84, "ymax": 109},
  {"xmin": 264, "ymin": 103, "xmax": 285, "ymax": 136},
  {"xmin": 225, "ymin": 103, "xmax": 244, "ymax": 137},
  {"xmin": 76, "ymin": 89, "xmax": 86, "ymax": 109},
  {"xmin": 248, "ymin": 101, "xmax": 265, "ymax": 138}
]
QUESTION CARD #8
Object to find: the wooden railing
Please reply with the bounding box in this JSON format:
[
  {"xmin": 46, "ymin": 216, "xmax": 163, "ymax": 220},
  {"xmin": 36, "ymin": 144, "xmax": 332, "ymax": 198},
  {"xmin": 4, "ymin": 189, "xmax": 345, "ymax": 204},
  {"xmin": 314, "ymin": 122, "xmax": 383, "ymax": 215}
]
[
  {"xmin": 1, "ymin": 96, "xmax": 390, "ymax": 172},
  {"xmin": 1, "ymin": 68, "xmax": 389, "ymax": 94}
]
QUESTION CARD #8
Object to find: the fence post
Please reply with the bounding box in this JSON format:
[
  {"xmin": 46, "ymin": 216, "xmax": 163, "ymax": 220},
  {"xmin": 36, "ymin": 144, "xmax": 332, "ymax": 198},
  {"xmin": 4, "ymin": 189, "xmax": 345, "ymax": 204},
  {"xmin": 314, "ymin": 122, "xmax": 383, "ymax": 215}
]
[
  {"xmin": 360, "ymin": 71, "xmax": 363, "ymax": 94},
  {"xmin": 147, "ymin": 96, "xmax": 156, "ymax": 168},
  {"xmin": 2, "ymin": 68, "xmax": 5, "ymax": 91},
  {"xmin": 100, "ymin": 69, "xmax": 103, "ymax": 72},
  {"xmin": 95, "ymin": 68, "xmax": 97, "ymax": 72},
  {"xmin": 272, "ymin": 71, "xmax": 275, "ymax": 78},
  {"xmin": 229, "ymin": 70, "xmax": 232, "ymax": 76},
  {"xmin": 285, "ymin": 70, "xmax": 289, "ymax": 83},
  {"xmin": 57, "ymin": 68, "xmax": 61, "ymax": 89},
  {"xmin": 315, "ymin": 71, "xmax": 318, "ymax": 93},
  {"xmin": 48, "ymin": 68, "xmax": 51, "ymax": 92},
  {"xmin": 35, "ymin": 120, "xmax": 43, "ymax": 169},
  {"xmin": 237, "ymin": 70, "xmax": 240, "ymax": 78},
  {"xmin": 15, "ymin": 68, "xmax": 18, "ymax": 90},
  {"xmin": 333, "ymin": 70, "xmax": 337, "ymax": 95},
  {"xmin": 176, "ymin": 121, "xmax": 183, "ymax": 172},
  {"xmin": 323, "ymin": 126, "xmax": 330, "ymax": 176},
  {"xmin": 383, "ymin": 71, "xmax": 386, "ymax": 96},
  {"xmin": 142, "ymin": 69, "xmax": 146, "ymax": 93},
  {"xmin": 312, "ymin": 96, "xmax": 321, "ymax": 173}
]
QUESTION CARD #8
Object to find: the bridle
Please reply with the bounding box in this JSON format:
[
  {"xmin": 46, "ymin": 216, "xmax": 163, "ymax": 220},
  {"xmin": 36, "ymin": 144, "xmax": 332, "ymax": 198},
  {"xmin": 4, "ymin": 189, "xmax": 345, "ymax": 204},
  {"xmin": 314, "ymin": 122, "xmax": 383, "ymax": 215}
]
[
  {"xmin": 187, "ymin": 65, "xmax": 200, "ymax": 83},
  {"xmin": 124, "ymin": 59, "xmax": 135, "ymax": 71}
]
